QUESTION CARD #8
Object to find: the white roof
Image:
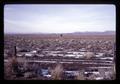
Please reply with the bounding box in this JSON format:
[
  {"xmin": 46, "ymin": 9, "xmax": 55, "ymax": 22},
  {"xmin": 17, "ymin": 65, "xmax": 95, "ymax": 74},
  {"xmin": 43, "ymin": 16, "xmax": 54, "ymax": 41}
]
[
  {"xmin": 95, "ymin": 77, "xmax": 104, "ymax": 80},
  {"xmin": 43, "ymin": 74, "xmax": 51, "ymax": 78},
  {"xmin": 25, "ymin": 53, "xmax": 33, "ymax": 57},
  {"xmin": 65, "ymin": 54, "xmax": 75, "ymax": 57},
  {"xmin": 30, "ymin": 50, "xmax": 37, "ymax": 53}
]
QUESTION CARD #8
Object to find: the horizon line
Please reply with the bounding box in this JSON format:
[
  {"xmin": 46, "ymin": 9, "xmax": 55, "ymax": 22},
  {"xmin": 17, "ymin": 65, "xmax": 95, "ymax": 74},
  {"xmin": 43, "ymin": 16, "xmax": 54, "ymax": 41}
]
[{"xmin": 4, "ymin": 30, "xmax": 115, "ymax": 34}]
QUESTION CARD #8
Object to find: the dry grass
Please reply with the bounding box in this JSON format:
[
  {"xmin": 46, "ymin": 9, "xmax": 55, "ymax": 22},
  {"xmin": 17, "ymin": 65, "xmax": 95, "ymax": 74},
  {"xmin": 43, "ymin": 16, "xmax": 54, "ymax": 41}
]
[
  {"xmin": 51, "ymin": 63, "xmax": 63, "ymax": 80},
  {"xmin": 4, "ymin": 56, "xmax": 19, "ymax": 80},
  {"xmin": 4, "ymin": 57, "xmax": 18, "ymax": 80},
  {"xmin": 75, "ymin": 71, "xmax": 85, "ymax": 80}
]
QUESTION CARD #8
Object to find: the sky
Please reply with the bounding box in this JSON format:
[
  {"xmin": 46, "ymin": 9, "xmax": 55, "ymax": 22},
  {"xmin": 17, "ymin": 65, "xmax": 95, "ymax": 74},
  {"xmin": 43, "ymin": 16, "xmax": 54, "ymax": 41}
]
[{"xmin": 4, "ymin": 4, "xmax": 116, "ymax": 34}]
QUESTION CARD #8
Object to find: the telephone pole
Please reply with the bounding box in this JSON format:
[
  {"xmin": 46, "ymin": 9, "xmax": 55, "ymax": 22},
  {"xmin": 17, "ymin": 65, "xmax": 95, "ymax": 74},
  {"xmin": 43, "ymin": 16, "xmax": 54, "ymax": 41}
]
[{"xmin": 14, "ymin": 46, "xmax": 17, "ymax": 58}]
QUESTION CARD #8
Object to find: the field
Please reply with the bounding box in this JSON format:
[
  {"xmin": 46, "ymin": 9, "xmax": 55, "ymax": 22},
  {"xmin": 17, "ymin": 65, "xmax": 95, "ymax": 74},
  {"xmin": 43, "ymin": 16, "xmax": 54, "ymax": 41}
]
[{"xmin": 4, "ymin": 34, "xmax": 116, "ymax": 80}]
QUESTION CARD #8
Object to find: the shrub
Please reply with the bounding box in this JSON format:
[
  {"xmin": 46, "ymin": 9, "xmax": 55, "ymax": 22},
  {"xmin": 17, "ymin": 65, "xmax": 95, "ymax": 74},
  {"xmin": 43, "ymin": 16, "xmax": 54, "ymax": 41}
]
[
  {"xmin": 51, "ymin": 63, "xmax": 63, "ymax": 80},
  {"xmin": 4, "ymin": 57, "xmax": 18, "ymax": 79},
  {"xmin": 75, "ymin": 70, "xmax": 85, "ymax": 80}
]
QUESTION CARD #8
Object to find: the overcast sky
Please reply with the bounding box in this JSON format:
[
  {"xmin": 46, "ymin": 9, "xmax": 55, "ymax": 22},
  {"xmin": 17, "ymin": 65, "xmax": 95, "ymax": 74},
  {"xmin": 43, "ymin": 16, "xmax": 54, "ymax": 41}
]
[{"xmin": 4, "ymin": 4, "xmax": 115, "ymax": 34}]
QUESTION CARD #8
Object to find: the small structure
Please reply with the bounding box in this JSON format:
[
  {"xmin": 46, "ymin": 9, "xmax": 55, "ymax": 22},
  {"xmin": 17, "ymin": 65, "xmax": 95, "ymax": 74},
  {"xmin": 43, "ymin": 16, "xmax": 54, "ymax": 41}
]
[{"xmin": 60, "ymin": 34, "xmax": 63, "ymax": 37}]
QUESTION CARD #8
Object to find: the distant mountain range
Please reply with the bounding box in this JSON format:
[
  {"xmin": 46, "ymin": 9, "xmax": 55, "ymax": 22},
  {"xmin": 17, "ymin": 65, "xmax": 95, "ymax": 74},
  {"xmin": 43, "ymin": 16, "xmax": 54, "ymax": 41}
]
[
  {"xmin": 5, "ymin": 31, "xmax": 115, "ymax": 35},
  {"xmin": 70, "ymin": 31, "xmax": 115, "ymax": 35}
]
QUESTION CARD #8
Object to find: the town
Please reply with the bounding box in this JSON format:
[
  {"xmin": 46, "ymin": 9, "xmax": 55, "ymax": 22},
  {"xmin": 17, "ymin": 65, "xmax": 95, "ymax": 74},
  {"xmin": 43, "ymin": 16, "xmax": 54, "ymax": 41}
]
[{"xmin": 4, "ymin": 33, "xmax": 116, "ymax": 80}]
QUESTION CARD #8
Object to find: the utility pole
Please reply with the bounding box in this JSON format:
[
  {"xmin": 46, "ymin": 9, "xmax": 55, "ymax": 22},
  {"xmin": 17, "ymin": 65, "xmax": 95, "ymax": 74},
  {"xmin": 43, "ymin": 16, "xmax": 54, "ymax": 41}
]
[{"xmin": 14, "ymin": 46, "xmax": 17, "ymax": 58}]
